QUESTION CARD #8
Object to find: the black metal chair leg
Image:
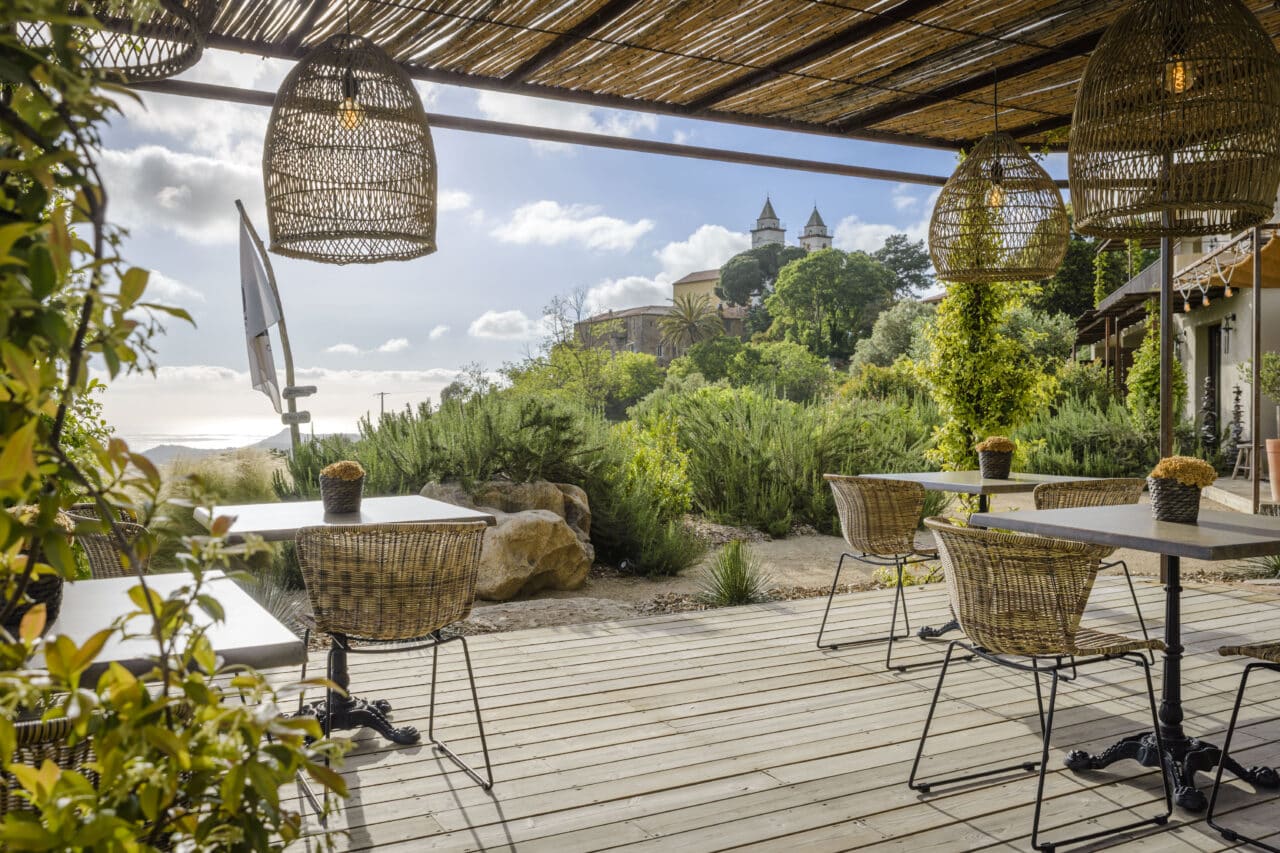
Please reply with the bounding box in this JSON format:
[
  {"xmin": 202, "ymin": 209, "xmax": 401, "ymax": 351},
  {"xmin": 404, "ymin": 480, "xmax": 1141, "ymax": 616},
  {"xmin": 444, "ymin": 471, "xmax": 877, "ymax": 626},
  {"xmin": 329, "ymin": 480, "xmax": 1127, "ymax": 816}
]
[
  {"xmin": 1032, "ymin": 659, "xmax": 1046, "ymax": 739},
  {"xmin": 1208, "ymin": 663, "xmax": 1280, "ymax": 852},
  {"xmin": 1030, "ymin": 670, "xmax": 1059, "ymax": 851},
  {"xmin": 885, "ymin": 559, "xmax": 906, "ymax": 672},
  {"xmin": 816, "ymin": 553, "xmax": 849, "ymax": 650},
  {"xmin": 428, "ymin": 634, "xmax": 494, "ymax": 790},
  {"xmin": 1114, "ymin": 559, "xmax": 1155, "ymax": 664},
  {"xmin": 298, "ymin": 626, "xmax": 311, "ymax": 716}
]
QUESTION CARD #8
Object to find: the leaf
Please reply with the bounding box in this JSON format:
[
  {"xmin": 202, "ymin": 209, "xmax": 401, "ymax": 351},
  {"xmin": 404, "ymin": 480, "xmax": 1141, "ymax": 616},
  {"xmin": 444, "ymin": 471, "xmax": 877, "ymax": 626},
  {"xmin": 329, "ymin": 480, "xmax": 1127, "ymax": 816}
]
[
  {"xmin": 118, "ymin": 267, "xmax": 148, "ymax": 309},
  {"xmin": 306, "ymin": 762, "xmax": 349, "ymax": 797},
  {"xmin": 68, "ymin": 629, "xmax": 112, "ymax": 673},
  {"xmin": 27, "ymin": 244, "xmax": 56, "ymax": 299},
  {"xmin": 0, "ymin": 419, "xmax": 38, "ymax": 490},
  {"xmin": 18, "ymin": 603, "xmax": 46, "ymax": 643}
]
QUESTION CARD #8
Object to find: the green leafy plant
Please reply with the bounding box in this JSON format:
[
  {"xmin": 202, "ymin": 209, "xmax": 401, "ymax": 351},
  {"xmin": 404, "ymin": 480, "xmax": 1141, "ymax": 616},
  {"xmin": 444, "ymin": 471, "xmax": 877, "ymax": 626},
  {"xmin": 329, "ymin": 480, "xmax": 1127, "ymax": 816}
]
[
  {"xmin": 1127, "ymin": 304, "xmax": 1188, "ymax": 434},
  {"xmin": 698, "ymin": 541, "xmax": 771, "ymax": 606}
]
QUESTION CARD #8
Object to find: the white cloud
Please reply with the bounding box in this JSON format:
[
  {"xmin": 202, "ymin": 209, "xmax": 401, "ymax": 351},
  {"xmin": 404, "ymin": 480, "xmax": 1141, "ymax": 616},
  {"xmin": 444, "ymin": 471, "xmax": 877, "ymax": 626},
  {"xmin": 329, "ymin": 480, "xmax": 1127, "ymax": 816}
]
[
  {"xmin": 491, "ymin": 201, "xmax": 653, "ymax": 252},
  {"xmin": 833, "ymin": 191, "xmax": 936, "ymax": 253},
  {"xmin": 438, "ymin": 190, "xmax": 472, "ymax": 212},
  {"xmin": 584, "ymin": 224, "xmax": 750, "ymax": 313},
  {"xmin": 377, "ymin": 337, "xmax": 410, "ymax": 353},
  {"xmin": 145, "ymin": 271, "xmax": 205, "ymax": 304},
  {"xmin": 326, "ymin": 343, "xmax": 361, "ymax": 355},
  {"xmin": 428, "ymin": 325, "xmax": 450, "ymax": 340},
  {"xmin": 468, "ymin": 309, "xmax": 545, "ymax": 340},
  {"xmin": 891, "ymin": 183, "xmax": 920, "ymax": 211},
  {"xmin": 672, "ymin": 129, "xmax": 692, "ymax": 145},
  {"xmin": 98, "ymin": 146, "xmax": 262, "ymax": 244},
  {"xmin": 475, "ymin": 91, "xmax": 658, "ymax": 153}
]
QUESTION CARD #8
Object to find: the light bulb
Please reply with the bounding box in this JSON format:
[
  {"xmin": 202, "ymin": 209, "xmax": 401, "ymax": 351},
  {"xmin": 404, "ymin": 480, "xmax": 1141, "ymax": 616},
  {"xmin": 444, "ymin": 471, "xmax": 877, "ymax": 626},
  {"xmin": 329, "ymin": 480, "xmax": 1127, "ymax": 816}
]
[
  {"xmin": 1164, "ymin": 56, "xmax": 1195, "ymax": 94},
  {"xmin": 1225, "ymin": 285, "xmax": 1234, "ymax": 298},
  {"xmin": 987, "ymin": 183, "xmax": 1004, "ymax": 208},
  {"xmin": 986, "ymin": 159, "xmax": 1005, "ymax": 209},
  {"xmin": 1202, "ymin": 292, "xmax": 1210, "ymax": 307},
  {"xmin": 338, "ymin": 67, "xmax": 364, "ymax": 131},
  {"xmin": 1184, "ymin": 298, "xmax": 1192, "ymax": 312}
]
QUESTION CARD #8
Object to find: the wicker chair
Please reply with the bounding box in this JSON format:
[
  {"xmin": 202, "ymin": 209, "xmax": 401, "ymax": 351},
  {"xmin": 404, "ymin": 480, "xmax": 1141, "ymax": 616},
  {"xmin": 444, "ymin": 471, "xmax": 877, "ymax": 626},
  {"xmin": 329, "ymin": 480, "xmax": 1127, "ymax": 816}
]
[
  {"xmin": 914, "ymin": 518, "xmax": 1170, "ymax": 851},
  {"xmin": 819, "ymin": 476, "xmax": 935, "ymax": 671},
  {"xmin": 1033, "ymin": 478, "xmax": 1152, "ymax": 660},
  {"xmin": 68, "ymin": 513, "xmax": 151, "ymax": 580},
  {"xmin": 295, "ymin": 521, "xmax": 492, "ymax": 789},
  {"xmin": 1, "ymin": 718, "xmax": 93, "ymax": 821},
  {"xmin": 1207, "ymin": 642, "xmax": 1280, "ymax": 852}
]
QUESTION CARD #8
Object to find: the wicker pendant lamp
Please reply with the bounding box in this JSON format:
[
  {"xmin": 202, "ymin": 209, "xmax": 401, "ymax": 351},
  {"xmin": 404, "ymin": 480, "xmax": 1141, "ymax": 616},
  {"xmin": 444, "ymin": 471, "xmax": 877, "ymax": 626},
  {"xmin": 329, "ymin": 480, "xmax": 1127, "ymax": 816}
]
[
  {"xmin": 263, "ymin": 33, "xmax": 437, "ymax": 264},
  {"xmin": 928, "ymin": 129, "xmax": 1069, "ymax": 284},
  {"xmin": 1069, "ymin": 0, "xmax": 1280, "ymax": 238},
  {"xmin": 22, "ymin": 0, "xmax": 217, "ymax": 82}
]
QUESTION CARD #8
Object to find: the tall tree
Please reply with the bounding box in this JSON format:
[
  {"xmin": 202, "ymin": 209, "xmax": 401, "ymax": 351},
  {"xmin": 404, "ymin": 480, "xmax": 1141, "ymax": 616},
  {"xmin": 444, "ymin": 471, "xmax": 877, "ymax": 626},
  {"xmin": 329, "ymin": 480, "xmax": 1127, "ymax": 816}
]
[
  {"xmin": 660, "ymin": 293, "xmax": 723, "ymax": 350},
  {"xmin": 716, "ymin": 243, "xmax": 806, "ymax": 305},
  {"xmin": 764, "ymin": 248, "xmax": 896, "ymax": 361},
  {"xmin": 1031, "ymin": 230, "xmax": 1096, "ymax": 318},
  {"xmin": 872, "ymin": 234, "xmax": 933, "ymax": 296}
]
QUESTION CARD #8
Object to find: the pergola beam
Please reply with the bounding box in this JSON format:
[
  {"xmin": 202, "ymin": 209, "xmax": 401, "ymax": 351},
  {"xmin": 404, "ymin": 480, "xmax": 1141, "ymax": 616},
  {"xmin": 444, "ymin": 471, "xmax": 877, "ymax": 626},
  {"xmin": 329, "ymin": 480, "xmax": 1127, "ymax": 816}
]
[
  {"xmin": 131, "ymin": 78, "xmax": 975, "ymax": 187},
  {"xmin": 281, "ymin": 0, "xmax": 329, "ymax": 51},
  {"xmin": 504, "ymin": 0, "xmax": 645, "ymax": 83},
  {"xmin": 836, "ymin": 29, "xmax": 1103, "ymax": 132},
  {"xmin": 1002, "ymin": 113, "xmax": 1073, "ymax": 144},
  {"xmin": 202, "ymin": 32, "xmax": 964, "ymax": 151},
  {"xmin": 684, "ymin": 0, "xmax": 948, "ymax": 111}
]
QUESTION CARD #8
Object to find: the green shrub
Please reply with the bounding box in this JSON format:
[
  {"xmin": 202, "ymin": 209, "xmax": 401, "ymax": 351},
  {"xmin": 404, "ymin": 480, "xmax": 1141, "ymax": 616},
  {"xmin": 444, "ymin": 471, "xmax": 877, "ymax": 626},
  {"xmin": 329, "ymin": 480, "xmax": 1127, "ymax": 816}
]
[{"xmin": 698, "ymin": 541, "xmax": 771, "ymax": 605}]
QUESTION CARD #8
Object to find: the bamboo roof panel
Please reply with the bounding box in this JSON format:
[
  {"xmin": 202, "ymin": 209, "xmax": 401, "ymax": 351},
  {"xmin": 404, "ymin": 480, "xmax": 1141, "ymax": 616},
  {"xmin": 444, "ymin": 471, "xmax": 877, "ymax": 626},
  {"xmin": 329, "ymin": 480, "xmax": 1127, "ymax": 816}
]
[{"xmin": 202, "ymin": 0, "xmax": 1280, "ymax": 150}]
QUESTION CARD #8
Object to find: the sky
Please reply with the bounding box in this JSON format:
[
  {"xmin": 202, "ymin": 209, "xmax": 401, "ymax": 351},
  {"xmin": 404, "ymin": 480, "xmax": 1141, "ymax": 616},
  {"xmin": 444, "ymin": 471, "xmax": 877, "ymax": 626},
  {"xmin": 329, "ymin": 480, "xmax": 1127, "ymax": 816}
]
[{"xmin": 94, "ymin": 47, "xmax": 1068, "ymax": 449}]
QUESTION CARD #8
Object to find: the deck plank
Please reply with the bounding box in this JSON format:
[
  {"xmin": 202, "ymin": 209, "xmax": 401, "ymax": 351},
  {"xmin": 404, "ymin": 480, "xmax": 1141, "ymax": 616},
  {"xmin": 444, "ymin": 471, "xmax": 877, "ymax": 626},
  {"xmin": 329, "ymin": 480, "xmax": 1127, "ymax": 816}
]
[{"xmin": 301, "ymin": 578, "xmax": 1280, "ymax": 851}]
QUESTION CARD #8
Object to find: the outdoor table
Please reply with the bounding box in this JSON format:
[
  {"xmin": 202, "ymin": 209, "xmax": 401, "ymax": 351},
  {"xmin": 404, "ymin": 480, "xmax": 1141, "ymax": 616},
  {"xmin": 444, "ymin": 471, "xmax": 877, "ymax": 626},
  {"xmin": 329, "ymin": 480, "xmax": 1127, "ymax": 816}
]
[
  {"xmin": 861, "ymin": 471, "xmax": 1096, "ymax": 638},
  {"xmin": 971, "ymin": 504, "xmax": 1280, "ymax": 811},
  {"xmin": 196, "ymin": 494, "xmax": 496, "ymax": 744},
  {"xmin": 36, "ymin": 571, "xmax": 304, "ymax": 680}
]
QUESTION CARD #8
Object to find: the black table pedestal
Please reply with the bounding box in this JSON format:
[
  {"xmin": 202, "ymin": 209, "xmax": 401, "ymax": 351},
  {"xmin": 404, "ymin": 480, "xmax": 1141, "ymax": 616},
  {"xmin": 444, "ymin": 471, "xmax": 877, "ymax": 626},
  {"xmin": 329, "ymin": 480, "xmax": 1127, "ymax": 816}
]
[
  {"xmin": 297, "ymin": 634, "xmax": 421, "ymax": 745},
  {"xmin": 1062, "ymin": 555, "xmax": 1279, "ymax": 811}
]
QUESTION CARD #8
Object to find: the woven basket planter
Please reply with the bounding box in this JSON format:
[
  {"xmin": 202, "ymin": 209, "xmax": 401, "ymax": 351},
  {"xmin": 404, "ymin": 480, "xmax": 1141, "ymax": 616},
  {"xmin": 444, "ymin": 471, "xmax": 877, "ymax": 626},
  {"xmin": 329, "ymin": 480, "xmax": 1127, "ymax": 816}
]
[
  {"xmin": 1148, "ymin": 477, "xmax": 1201, "ymax": 524},
  {"xmin": 978, "ymin": 450, "xmax": 1013, "ymax": 480},
  {"xmin": 2, "ymin": 570, "xmax": 64, "ymax": 636},
  {"xmin": 320, "ymin": 475, "xmax": 364, "ymax": 514}
]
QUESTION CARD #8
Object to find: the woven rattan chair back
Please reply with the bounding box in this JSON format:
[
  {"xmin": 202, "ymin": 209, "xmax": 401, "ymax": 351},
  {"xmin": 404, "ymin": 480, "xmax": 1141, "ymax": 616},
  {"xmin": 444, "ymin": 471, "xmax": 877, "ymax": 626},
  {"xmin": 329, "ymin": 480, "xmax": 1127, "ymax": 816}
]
[
  {"xmin": 296, "ymin": 522, "xmax": 487, "ymax": 641},
  {"xmin": 824, "ymin": 475, "xmax": 924, "ymax": 556},
  {"xmin": 924, "ymin": 517, "xmax": 1102, "ymax": 657},
  {"xmin": 2, "ymin": 718, "xmax": 93, "ymax": 820},
  {"xmin": 67, "ymin": 503, "xmax": 138, "ymax": 523},
  {"xmin": 1032, "ymin": 478, "xmax": 1145, "ymax": 511},
  {"xmin": 69, "ymin": 515, "xmax": 151, "ymax": 579}
]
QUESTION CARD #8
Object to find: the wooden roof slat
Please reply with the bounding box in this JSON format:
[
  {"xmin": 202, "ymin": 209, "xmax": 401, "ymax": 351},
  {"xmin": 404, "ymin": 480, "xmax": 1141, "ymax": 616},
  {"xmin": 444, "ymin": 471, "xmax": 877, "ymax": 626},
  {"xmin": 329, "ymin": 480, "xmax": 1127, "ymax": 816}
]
[
  {"xmin": 683, "ymin": 0, "xmax": 949, "ymax": 111},
  {"xmin": 505, "ymin": 0, "xmax": 654, "ymax": 83}
]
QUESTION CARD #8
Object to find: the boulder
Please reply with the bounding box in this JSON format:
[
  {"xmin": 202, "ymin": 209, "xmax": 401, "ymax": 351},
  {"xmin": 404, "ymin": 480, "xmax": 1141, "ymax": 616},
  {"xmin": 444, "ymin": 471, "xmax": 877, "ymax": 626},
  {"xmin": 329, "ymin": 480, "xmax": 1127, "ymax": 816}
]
[{"xmin": 419, "ymin": 480, "xmax": 594, "ymax": 600}]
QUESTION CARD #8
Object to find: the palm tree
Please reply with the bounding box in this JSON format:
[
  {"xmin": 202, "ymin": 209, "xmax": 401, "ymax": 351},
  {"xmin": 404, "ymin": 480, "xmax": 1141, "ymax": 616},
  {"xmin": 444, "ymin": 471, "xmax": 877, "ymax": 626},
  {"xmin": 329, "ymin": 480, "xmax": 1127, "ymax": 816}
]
[{"xmin": 660, "ymin": 293, "xmax": 723, "ymax": 351}]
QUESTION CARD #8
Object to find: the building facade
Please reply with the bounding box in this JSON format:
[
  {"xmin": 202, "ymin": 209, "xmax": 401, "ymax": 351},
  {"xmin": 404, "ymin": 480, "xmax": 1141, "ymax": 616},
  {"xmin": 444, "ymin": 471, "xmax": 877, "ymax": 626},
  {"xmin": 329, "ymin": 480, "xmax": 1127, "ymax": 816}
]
[{"xmin": 574, "ymin": 304, "xmax": 748, "ymax": 365}]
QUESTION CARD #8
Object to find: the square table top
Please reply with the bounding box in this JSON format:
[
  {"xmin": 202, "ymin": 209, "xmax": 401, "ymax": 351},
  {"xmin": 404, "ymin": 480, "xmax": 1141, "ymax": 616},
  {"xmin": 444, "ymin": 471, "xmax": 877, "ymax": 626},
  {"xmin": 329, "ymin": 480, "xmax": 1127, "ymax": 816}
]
[
  {"xmin": 195, "ymin": 494, "xmax": 497, "ymax": 542},
  {"xmin": 860, "ymin": 470, "xmax": 1095, "ymax": 495},
  {"xmin": 971, "ymin": 504, "xmax": 1280, "ymax": 561},
  {"xmin": 35, "ymin": 571, "xmax": 304, "ymax": 679}
]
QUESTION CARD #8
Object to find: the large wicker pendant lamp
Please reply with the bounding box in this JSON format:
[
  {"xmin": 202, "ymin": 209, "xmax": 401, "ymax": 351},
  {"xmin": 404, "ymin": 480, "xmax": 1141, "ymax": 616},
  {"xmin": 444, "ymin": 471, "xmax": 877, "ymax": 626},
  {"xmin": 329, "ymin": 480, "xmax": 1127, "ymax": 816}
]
[
  {"xmin": 1069, "ymin": 0, "xmax": 1280, "ymax": 238},
  {"xmin": 928, "ymin": 129, "xmax": 1069, "ymax": 283},
  {"xmin": 263, "ymin": 33, "xmax": 437, "ymax": 264},
  {"xmin": 22, "ymin": 0, "xmax": 218, "ymax": 82}
]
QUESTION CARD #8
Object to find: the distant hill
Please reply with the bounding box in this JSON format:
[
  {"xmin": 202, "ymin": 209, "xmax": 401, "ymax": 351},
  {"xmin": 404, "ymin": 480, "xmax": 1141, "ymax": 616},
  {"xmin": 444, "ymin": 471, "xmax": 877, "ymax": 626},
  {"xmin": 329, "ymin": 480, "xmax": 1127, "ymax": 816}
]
[{"xmin": 141, "ymin": 429, "xmax": 353, "ymax": 466}]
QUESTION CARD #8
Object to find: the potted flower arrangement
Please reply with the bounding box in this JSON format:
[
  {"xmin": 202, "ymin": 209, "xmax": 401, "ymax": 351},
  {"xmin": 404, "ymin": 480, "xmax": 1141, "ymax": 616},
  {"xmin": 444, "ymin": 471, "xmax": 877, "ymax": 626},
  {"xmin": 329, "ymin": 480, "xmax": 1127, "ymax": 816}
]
[
  {"xmin": 3, "ymin": 506, "xmax": 75, "ymax": 634},
  {"xmin": 975, "ymin": 436, "xmax": 1015, "ymax": 480},
  {"xmin": 1148, "ymin": 456, "xmax": 1217, "ymax": 524},
  {"xmin": 319, "ymin": 460, "xmax": 366, "ymax": 514}
]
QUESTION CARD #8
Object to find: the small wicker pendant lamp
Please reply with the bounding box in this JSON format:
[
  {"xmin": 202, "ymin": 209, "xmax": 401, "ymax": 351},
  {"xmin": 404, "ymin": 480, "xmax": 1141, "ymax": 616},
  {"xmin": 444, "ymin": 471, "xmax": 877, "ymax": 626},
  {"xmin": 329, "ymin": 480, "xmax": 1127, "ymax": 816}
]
[
  {"xmin": 263, "ymin": 32, "xmax": 437, "ymax": 264},
  {"xmin": 23, "ymin": 0, "xmax": 217, "ymax": 82},
  {"xmin": 1069, "ymin": 0, "xmax": 1280, "ymax": 238},
  {"xmin": 928, "ymin": 80, "xmax": 1069, "ymax": 283}
]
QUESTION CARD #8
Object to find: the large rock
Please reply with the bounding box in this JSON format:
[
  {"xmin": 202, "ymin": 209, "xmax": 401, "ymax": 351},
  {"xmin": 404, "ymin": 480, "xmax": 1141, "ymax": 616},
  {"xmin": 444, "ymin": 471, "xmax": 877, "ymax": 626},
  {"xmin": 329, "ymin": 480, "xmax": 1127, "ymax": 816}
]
[{"xmin": 419, "ymin": 480, "xmax": 594, "ymax": 600}]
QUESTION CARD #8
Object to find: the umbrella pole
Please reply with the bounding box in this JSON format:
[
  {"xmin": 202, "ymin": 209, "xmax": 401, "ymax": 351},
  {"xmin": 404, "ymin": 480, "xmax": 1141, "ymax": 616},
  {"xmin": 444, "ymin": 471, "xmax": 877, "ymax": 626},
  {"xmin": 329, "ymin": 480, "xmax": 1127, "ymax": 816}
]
[{"xmin": 235, "ymin": 200, "xmax": 301, "ymax": 455}]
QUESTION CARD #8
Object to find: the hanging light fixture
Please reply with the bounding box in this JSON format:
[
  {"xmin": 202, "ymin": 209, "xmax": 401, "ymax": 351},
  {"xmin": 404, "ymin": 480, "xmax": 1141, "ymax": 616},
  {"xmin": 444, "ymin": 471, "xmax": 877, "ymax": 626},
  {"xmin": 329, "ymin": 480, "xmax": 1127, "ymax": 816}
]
[
  {"xmin": 929, "ymin": 75, "xmax": 1069, "ymax": 283},
  {"xmin": 1069, "ymin": 0, "xmax": 1280, "ymax": 238},
  {"xmin": 263, "ymin": 30, "xmax": 437, "ymax": 264},
  {"xmin": 20, "ymin": 0, "xmax": 217, "ymax": 82}
]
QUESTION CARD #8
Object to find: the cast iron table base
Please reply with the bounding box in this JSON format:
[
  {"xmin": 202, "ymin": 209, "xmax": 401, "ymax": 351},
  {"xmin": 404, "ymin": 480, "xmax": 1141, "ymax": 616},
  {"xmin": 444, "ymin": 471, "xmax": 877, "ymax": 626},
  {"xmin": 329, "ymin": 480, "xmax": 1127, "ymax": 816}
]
[{"xmin": 298, "ymin": 695, "xmax": 421, "ymax": 745}]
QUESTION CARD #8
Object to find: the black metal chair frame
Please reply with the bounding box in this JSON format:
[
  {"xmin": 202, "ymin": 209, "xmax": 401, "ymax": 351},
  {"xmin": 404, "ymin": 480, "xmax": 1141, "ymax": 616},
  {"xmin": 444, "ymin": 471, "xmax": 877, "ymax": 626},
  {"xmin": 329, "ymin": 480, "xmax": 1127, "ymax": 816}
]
[
  {"xmin": 816, "ymin": 550, "xmax": 934, "ymax": 671},
  {"xmin": 299, "ymin": 627, "xmax": 493, "ymax": 791},
  {"xmin": 1100, "ymin": 555, "xmax": 1155, "ymax": 664},
  {"xmin": 1207, "ymin": 661, "xmax": 1280, "ymax": 852},
  {"xmin": 909, "ymin": 640, "xmax": 1172, "ymax": 852}
]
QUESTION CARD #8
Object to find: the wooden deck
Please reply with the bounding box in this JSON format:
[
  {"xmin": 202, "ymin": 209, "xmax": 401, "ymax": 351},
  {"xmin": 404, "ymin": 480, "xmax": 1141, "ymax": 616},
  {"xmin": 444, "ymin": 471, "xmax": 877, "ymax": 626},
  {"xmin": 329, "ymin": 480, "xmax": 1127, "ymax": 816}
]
[{"xmin": 296, "ymin": 578, "xmax": 1280, "ymax": 851}]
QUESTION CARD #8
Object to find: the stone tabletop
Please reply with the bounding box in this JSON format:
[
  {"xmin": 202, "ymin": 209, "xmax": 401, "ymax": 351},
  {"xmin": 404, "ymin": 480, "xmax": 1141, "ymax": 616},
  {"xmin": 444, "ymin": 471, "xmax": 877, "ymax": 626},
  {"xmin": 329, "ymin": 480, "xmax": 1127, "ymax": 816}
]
[
  {"xmin": 861, "ymin": 470, "xmax": 1095, "ymax": 495},
  {"xmin": 194, "ymin": 494, "xmax": 497, "ymax": 542},
  {"xmin": 971, "ymin": 504, "xmax": 1280, "ymax": 561}
]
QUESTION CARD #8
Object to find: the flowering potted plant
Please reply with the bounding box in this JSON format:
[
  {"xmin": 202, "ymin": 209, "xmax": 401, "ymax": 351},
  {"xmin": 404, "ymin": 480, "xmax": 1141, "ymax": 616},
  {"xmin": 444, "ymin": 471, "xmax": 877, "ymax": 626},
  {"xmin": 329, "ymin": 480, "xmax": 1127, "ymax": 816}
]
[
  {"xmin": 975, "ymin": 436, "xmax": 1015, "ymax": 480},
  {"xmin": 319, "ymin": 460, "xmax": 366, "ymax": 514},
  {"xmin": 3, "ymin": 506, "xmax": 75, "ymax": 634},
  {"xmin": 1148, "ymin": 456, "xmax": 1217, "ymax": 524}
]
